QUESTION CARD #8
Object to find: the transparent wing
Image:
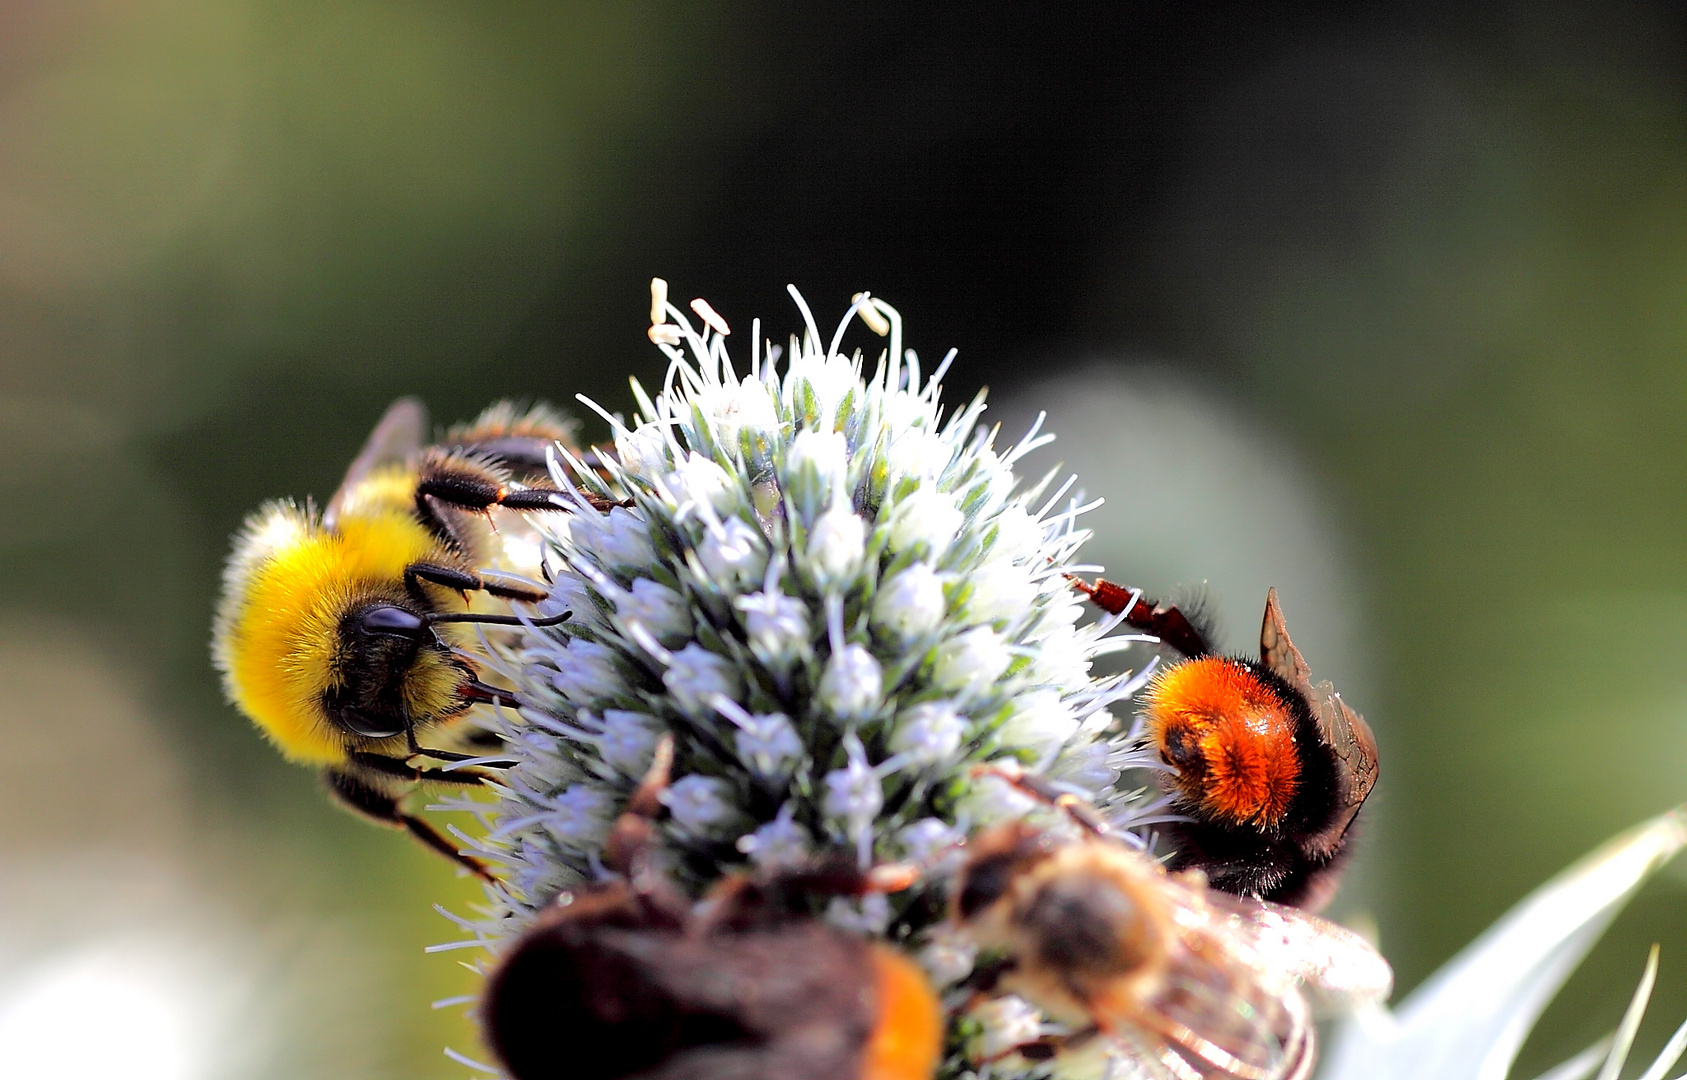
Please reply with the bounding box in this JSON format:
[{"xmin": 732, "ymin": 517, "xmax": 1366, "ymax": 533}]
[
  {"xmin": 1257, "ymin": 588, "xmax": 1314, "ymax": 698},
  {"xmin": 1303, "ymin": 682, "xmax": 1379, "ymax": 860},
  {"xmin": 1256, "ymin": 587, "xmax": 1379, "ymax": 868},
  {"xmin": 325, "ymin": 397, "xmax": 427, "ymax": 528},
  {"xmin": 1200, "ymin": 888, "xmax": 1393, "ymax": 1015}
]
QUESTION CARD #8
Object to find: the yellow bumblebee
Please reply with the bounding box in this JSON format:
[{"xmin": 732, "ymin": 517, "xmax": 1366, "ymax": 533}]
[{"xmin": 212, "ymin": 398, "xmax": 587, "ymax": 878}]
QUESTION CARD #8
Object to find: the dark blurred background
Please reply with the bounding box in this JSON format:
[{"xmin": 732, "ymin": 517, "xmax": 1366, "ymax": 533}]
[{"xmin": 4, "ymin": 2, "xmax": 1687, "ymax": 1076}]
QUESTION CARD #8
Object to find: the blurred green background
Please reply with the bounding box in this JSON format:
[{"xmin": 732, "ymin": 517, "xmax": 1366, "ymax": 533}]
[{"xmin": 4, "ymin": 2, "xmax": 1687, "ymax": 1076}]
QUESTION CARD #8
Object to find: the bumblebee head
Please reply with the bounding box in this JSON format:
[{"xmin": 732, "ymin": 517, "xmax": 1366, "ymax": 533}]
[
  {"xmin": 951, "ymin": 823, "xmax": 1055, "ymax": 927},
  {"xmin": 211, "ymin": 501, "xmax": 470, "ymax": 764}
]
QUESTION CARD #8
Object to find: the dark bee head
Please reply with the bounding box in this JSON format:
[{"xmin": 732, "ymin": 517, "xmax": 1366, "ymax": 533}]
[
  {"xmin": 323, "ymin": 599, "xmax": 467, "ymax": 741},
  {"xmin": 952, "ymin": 823, "xmax": 1054, "ymax": 923}
]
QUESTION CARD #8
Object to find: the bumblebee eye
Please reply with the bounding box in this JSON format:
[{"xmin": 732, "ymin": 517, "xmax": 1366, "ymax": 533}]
[
  {"xmin": 339, "ymin": 706, "xmax": 405, "ymax": 739},
  {"xmin": 361, "ymin": 605, "xmax": 424, "ymax": 636}
]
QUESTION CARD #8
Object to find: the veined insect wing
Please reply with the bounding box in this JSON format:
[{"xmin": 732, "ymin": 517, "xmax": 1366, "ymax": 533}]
[
  {"xmin": 1197, "ymin": 888, "xmax": 1393, "ymax": 1016},
  {"xmin": 325, "ymin": 396, "xmax": 427, "ymax": 528},
  {"xmin": 1257, "ymin": 588, "xmax": 1314, "ymax": 699}
]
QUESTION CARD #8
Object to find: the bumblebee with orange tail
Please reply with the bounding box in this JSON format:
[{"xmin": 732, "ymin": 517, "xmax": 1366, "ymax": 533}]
[
  {"xmin": 481, "ymin": 739, "xmax": 945, "ymax": 1080},
  {"xmin": 1071, "ymin": 580, "xmax": 1378, "ymax": 911},
  {"xmin": 212, "ymin": 398, "xmax": 601, "ymax": 879}
]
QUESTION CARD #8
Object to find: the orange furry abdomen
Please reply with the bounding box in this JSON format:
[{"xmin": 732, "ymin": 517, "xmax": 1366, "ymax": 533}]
[
  {"xmin": 1144, "ymin": 656, "xmax": 1301, "ymax": 828},
  {"xmin": 861, "ymin": 946, "xmax": 943, "ymax": 1080}
]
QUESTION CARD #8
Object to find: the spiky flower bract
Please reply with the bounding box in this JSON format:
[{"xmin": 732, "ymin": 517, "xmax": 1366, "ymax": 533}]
[{"xmin": 436, "ymin": 287, "xmax": 1167, "ymax": 1075}]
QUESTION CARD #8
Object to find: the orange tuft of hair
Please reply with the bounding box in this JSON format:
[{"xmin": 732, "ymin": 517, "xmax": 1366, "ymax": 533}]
[
  {"xmin": 1144, "ymin": 656, "xmax": 1301, "ymax": 827},
  {"xmin": 861, "ymin": 945, "xmax": 944, "ymax": 1080}
]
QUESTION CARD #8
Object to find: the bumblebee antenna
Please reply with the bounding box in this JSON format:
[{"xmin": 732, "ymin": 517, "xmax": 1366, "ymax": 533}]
[{"xmin": 424, "ymin": 609, "xmax": 571, "ymax": 628}]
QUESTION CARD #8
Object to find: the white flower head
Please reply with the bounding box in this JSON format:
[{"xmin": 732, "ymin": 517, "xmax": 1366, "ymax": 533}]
[
  {"xmin": 449, "ymin": 288, "xmax": 1196, "ymax": 1080},
  {"xmin": 404, "ymin": 289, "xmax": 1687, "ymax": 1080}
]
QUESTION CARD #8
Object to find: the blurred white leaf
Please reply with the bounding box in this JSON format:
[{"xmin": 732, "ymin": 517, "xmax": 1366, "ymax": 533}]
[
  {"xmin": 1526, "ymin": 1036, "xmax": 1611, "ymax": 1080},
  {"xmin": 1322, "ymin": 806, "xmax": 1687, "ymax": 1080}
]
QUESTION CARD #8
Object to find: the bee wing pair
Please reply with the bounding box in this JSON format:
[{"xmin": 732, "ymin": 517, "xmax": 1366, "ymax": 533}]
[
  {"xmin": 326, "ymin": 396, "xmax": 576, "ymax": 528},
  {"xmin": 1257, "ymin": 590, "xmax": 1380, "ymax": 865}
]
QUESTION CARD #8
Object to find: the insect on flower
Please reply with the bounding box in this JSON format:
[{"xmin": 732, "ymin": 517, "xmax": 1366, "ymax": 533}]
[
  {"xmin": 480, "ymin": 738, "xmax": 945, "ymax": 1080},
  {"xmin": 1069, "ymin": 580, "xmax": 1378, "ymax": 911},
  {"xmin": 211, "ymin": 398, "xmax": 612, "ymax": 879},
  {"xmin": 948, "ymin": 764, "xmax": 1392, "ymax": 1080}
]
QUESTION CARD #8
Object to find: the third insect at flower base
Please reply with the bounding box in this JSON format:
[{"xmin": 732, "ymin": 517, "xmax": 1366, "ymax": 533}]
[{"xmin": 944, "ymin": 770, "xmax": 1391, "ymax": 1080}]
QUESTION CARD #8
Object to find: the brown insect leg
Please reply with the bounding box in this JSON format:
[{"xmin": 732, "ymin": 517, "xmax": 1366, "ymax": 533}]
[{"xmin": 324, "ymin": 766, "xmax": 497, "ymax": 883}]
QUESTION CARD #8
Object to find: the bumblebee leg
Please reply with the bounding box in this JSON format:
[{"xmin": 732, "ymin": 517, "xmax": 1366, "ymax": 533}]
[
  {"xmin": 349, "ymin": 750, "xmax": 498, "ymax": 785},
  {"xmin": 405, "ymin": 562, "xmax": 549, "ymax": 604},
  {"xmin": 410, "ymin": 744, "xmax": 518, "ymax": 769},
  {"xmin": 416, "ymin": 470, "xmax": 565, "ymax": 514},
  {"xmin": 417, "ymin": 465, "xmax": 629, "ymax": 515},
  {"xmin": 1066, "ymin": 575, "xmax": 1213, "ymax": 658},
  {"xmin": 324, "ymin": 767, "xmax": 495, "ymax": 882}
]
